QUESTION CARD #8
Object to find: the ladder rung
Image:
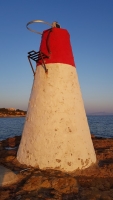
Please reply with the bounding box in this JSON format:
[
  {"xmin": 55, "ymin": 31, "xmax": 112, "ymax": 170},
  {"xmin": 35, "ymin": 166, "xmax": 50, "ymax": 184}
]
[{"xmin": 28, "ymin": 50, "xmax": 49, "ymax": 62}]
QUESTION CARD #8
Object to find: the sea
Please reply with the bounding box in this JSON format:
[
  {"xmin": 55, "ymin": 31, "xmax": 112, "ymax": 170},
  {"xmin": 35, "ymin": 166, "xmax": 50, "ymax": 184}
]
[{"xmin": 0, "ymin": 115, "xmax": 113, "ymax": 141}]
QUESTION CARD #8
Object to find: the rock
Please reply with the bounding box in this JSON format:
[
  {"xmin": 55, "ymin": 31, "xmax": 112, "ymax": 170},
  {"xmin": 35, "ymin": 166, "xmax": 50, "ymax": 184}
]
[
  {"xmin": 100, "ymin": 193, "xmax": 112, "ymax": 200},
  {"xmin": 0, "ymin": 150, "xmax": 7, "ymax": 158},
  {"xmin": 6, "ymin": 136, "xmax": 21, "ymax": 147},
  {"xmin": 22, "ymin": 175, "xmax": 43, "ymax": 191},
  {"xmin": 15, "ymin": 195, "xmax": 22, "ymax": 200},
  {"xmin": 91, "ymin": 134, "xmax": 96, "ymax": 139},
  {"xmin": 0, "ymin": 190, "xmax": 10, "ymax": 200},
  {"xmin": 109, "ymin": 189, "xmax": 113, "ymax": 198},
  {"xmin": 41, "ymin": 179, "xmax": 51, "ymax": 188},
  {"xmin": 0, "ymin": 136, "xmax": 21, "ymax": 150},
  {"xmin": 0, "ymin": 165, "xmax": 18, "ymax": 186},
  {"xmin": 80, "ymin": 188, "xmax": 101, "ymax": 200},
  {"xmin": 0, "ymin": 136, "xmax": 113, "ymax": 199},
  {"xmin": 4, "ymin": 155, "xmax": 15, "ymax": 162},
  {"xmin": 51, "ymin": 177, "xmax": 78, "ymax": 194}
]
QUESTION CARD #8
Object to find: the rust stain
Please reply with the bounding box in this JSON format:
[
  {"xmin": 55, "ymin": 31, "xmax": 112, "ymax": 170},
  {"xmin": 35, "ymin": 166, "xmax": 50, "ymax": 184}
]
[
  {"xmin": 81, "ymin": 159, "xmax": 84, "ymax": 165},
  {"xmin": 68, "ymin": 127, "xmax": 72, "ymax": 132},
  {"xmin": 85, "ymin": 158, "xmax": 90, "ymax": 166},
  {"xmin": 56, "ymin": 159, "xmax": 61, "ymax": 163},
  {"xmin": 67, "ymin": 162, "xmax": 71, "ymax": 166}
]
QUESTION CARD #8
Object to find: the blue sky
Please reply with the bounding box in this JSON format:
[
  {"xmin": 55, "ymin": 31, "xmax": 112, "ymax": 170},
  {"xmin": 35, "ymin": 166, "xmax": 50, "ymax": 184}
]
[{"xmin": 0, "ymin": 0, "xmax": 113, "ymax": 114}]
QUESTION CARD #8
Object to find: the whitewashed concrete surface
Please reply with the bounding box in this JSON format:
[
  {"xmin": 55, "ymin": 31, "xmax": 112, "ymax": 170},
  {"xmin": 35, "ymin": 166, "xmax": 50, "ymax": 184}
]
[{"xmin": 17, "ymin": 63, "xmax": 96, "ymax": 172}]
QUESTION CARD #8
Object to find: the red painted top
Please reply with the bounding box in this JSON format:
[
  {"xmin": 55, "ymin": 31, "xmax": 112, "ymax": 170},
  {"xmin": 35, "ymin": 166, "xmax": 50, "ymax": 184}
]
[{"xmin": 37, "ymin": 28, "xmax": 75, "ymax": 67}]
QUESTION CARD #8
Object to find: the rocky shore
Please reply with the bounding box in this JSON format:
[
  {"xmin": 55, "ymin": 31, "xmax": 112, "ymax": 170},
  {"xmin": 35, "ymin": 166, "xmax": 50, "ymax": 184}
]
[{"xmin": 0, "ymin": 135, "xmax": 113, "ymax": 200}]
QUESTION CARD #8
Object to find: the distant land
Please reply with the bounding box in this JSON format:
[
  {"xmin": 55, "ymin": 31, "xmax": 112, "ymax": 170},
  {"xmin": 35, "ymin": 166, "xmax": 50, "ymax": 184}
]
[
  {"xmin": 0, "ymin": 108, "xmax": 113, "ymax": 117},
  {"xmin": 87, "ymin": 112, "xmax": 113, "ymax": 116},
  {"xmin": 0, "ymin": 108, "xmax": 27, "ymax": 117}
]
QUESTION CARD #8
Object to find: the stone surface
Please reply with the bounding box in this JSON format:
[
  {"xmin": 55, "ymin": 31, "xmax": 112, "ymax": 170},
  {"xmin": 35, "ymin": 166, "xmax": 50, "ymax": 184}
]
[
  {"xmin": 0, "ymin": 165, "xmax": 18, "ymax": 186},
  {"xmin": 0, "ymin": 135, "xmax": 113, "ymax": 199}
]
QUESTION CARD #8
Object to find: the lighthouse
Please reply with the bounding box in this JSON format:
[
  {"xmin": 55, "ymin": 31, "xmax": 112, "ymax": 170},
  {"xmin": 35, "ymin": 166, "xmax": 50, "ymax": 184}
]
[{"xmin": 17, "ymin": 21, "xmax": 96, "ymax": 172}]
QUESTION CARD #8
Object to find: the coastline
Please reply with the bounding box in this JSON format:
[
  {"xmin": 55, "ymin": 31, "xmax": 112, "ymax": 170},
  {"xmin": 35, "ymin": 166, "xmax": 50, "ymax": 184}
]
[
  {"xmin": 0, "ymin": 115, "xmax": 26, "ymax": 118},
  {"xmin": 0, "ymin": 108, "xmax": 27, "ymax": 118}
]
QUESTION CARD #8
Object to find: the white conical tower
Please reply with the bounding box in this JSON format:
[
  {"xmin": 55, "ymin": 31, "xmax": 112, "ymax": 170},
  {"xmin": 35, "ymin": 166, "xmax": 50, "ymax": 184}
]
[{"xmin": 17, "ymin": 26, "xmax": 96, "ymax": 172}]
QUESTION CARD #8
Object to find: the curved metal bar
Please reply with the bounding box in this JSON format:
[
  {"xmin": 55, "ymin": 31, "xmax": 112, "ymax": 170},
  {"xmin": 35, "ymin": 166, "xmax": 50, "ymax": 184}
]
[{"xmin": 26, "ymin": 20, "xmax": 52, "ymax": 35}]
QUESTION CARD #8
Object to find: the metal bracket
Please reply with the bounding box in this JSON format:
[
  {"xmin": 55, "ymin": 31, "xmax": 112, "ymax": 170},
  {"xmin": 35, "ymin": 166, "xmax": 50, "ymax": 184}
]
[{"xmin": 28, "ymin": 50, "xmax": 49, "ymax": 75}]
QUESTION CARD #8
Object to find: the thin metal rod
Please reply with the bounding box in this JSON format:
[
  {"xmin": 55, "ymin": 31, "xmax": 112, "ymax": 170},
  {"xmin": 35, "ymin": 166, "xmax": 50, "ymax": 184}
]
[
  {"xmin": 26, "ymin": 20, "xmax": 52, "ymax": 35},
  {"xmin": 28, "ymin": 57, "xmax": 35, "ymax": 76}
]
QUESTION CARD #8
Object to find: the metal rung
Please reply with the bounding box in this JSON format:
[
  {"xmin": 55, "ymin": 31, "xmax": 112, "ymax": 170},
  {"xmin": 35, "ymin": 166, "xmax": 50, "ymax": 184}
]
[
  {"xmin": 28, "ymin": 50, "xmax": 49, "ymax": 62},
  {"xmin": 28, "ymin": 50, "xmax": 49, "ymax": 75}
]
